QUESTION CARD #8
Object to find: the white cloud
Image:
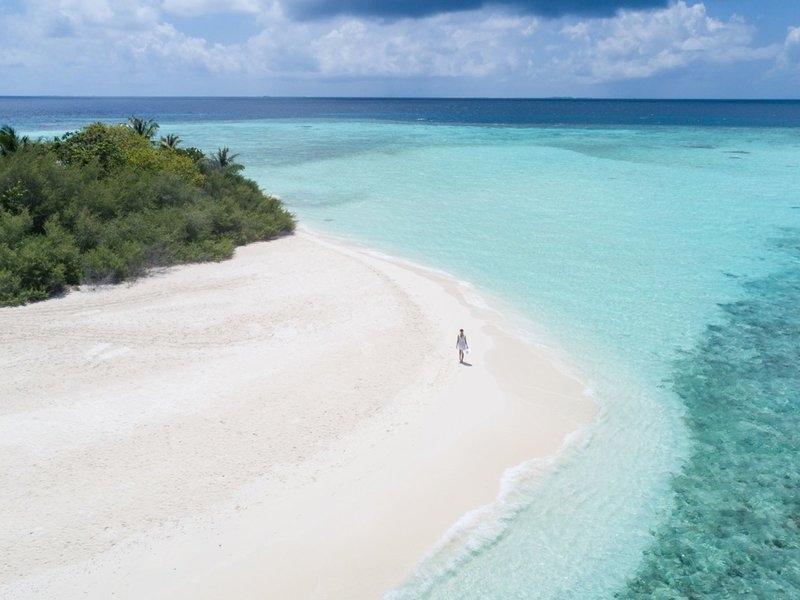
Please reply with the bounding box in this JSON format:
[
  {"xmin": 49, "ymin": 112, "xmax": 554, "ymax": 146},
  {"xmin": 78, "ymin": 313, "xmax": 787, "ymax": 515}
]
[
  {"xmin": 0, "ymin": 0, "xmax": 792, "ymax": 95},
  {"xmin": 161, "ymin": 0, "xmax": 262, "ymax": 16},
  {"xmin": 54, "ymin": 0, "xmax": 115, "ymax": 24},
  {"xmin": 553, "ymin": 1, "xmax": 779, "ymax": 82},
  {"xmin": 69, "ymin": 0, "xmax": 161, "ymax": 27},
  {"xmin": 15, "ymin": 0, "xmax": 159, "ymax": 37},
  {"xmin": 779, "ymin": 26, "xmax": 800, "ymax": 69},
  {"xmin": 128, "ymin": 22, "xmax": 246, "ymax": 73},
  {"xmin": 2, "ymin": 0, "xmax": 253, "ymax": 82},
  {"xmin": 305, "ymin": 11, "xmax": 538, "ymax": 79}
]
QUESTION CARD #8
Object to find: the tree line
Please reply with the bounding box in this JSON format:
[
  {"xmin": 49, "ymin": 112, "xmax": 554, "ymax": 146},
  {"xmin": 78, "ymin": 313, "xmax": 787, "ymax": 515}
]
[{"xmin": 0, "ymin": 117, "xmax": 295, "ymax": 306}]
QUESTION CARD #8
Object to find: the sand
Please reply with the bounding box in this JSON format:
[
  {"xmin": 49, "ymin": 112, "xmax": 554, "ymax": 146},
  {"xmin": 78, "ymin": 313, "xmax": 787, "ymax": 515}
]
[{"xmin": 0, "ymin": 230, "xmax": 595, "ymax": 599}]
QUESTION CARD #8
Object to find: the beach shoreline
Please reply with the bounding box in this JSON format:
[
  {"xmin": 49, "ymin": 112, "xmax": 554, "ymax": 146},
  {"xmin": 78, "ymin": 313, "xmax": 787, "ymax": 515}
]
[{"xmin": 0, "ymin": 230, "xmax": 596, "ymax": 599}]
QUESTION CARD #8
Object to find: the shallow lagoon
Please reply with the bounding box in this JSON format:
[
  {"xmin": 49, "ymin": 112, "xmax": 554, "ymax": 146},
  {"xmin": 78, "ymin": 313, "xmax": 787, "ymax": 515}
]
[{"xmin": 12, "ymin": 98, "xmax": 800, "ymax": 598}]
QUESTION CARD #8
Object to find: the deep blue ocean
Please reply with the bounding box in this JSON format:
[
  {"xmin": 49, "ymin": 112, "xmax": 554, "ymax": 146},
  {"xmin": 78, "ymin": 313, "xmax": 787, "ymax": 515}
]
[{"xmin": 4, "ymin": 97, "xmax": 799, "ymax": 598}]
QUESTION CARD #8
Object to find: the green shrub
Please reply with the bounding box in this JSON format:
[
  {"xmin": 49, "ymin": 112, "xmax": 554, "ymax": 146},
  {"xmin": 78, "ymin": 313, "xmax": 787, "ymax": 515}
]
[
  {"xmin": 10, "ymin": 219, "xmax": 81, "ymax": 302},
  {"xmin": 0, "ymin": 119, "xmax": 295, "ymax": 306},
  {"xmin": 0, "ymin": 267, "xmax": 24, "ymax": 305},
  {"xmin": 177, "ymin": 238, "xmax": 236, "ymax": 263},
  {"xmin": 82, "ymin": 245, "xmax": 127, "ymax": 284},
  {"xmin": 71, "ymin": 207, "xmax": 104, "ymax": 251},
  {"xmin": 0, "ymin": 206, "xmax": 34, "ymax": 247}
]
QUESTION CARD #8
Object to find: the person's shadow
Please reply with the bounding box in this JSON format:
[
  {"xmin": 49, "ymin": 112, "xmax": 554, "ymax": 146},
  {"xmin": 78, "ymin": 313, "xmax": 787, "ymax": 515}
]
[{"xmin": 460, "ymin": 361, "xmax": 473, "ymax": 367}]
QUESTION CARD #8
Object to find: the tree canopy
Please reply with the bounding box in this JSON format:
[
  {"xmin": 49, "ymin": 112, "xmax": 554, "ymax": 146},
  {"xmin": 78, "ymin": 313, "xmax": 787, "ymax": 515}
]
[{"xmin": 0, "ymin": 117, "xmax": 295, "ymax": 306}]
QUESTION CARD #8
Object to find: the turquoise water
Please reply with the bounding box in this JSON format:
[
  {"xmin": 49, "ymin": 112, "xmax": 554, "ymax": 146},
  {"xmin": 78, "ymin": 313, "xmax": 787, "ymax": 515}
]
[
  {"xmin": 11, "ymin": 99, "xmax": 800, "ymax": 597},
  {"xmin": 179, "ymin": 120, "xmax": 800, "ymax": 598}
]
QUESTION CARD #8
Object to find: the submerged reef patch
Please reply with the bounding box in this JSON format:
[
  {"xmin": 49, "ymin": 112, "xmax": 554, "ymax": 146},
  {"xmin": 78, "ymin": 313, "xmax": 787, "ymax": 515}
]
[{"xmin": 617, "ymin": 231, "xmax": 800, "ymax": 598}]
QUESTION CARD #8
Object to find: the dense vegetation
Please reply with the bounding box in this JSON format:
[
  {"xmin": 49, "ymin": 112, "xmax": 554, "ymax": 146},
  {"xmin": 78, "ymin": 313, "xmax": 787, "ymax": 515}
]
[{"xmin": 0, "ymin": 118, "xmax": 294, "ymax": 306}]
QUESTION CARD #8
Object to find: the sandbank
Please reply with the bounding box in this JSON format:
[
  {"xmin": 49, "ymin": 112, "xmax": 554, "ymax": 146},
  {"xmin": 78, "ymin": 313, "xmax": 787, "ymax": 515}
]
[{"xmin": 0, "ymin": 230, "xmax": 595, "ymax": 598}]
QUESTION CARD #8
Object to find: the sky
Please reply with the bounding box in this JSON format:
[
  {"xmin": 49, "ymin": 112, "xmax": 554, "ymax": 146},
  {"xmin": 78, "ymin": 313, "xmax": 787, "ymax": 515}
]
[{"xmin": 0, "ymin": 0, "xmax": 798, "ymax": 98}]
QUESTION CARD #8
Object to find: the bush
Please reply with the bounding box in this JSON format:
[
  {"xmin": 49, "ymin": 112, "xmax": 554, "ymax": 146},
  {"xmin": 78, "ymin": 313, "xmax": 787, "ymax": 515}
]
[
  {"xmin": 0, "ymin": 206, "xmax": 34, "ymax": 247},
  {"xmin": 81, "ymin": 241, "xmax": 144, "ymax": 284},
  {"xmin": 0, "ymin": 119, "xmax": 295, "ymax": 306},
  {"xmin": 9, "ymin": 219, "xmax": 81, "ymax": 302}
]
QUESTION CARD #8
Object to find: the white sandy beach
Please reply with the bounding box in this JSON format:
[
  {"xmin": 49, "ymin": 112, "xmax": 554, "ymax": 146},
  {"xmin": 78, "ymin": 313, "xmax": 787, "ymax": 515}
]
[{"xmin": 0, "ymin": 230, "xmax": 595, "ymax": 599}]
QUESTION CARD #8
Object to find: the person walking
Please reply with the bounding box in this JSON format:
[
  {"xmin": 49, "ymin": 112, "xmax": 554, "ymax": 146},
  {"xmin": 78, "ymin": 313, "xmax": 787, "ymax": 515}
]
[{"xmin": 456, "ymin": 328, "xmax": 469, "ymax": 363}]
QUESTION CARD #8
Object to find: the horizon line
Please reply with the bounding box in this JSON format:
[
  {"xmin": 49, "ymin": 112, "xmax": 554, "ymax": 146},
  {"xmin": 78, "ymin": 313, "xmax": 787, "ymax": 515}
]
[{"xmin": 2, "ymin": 95, "xmax": 799, "ymax": 102}]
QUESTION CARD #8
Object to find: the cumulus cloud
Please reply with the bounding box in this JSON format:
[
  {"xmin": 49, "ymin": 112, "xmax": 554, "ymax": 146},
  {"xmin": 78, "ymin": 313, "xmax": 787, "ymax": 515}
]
[
  {"xmin": 286, "ymin": 0, "xmax": 667, "ymax": 21},
  {"xmin": 162, "ymin": 0, "xmax": 261, "ymax": 16},
  {"xmin": 66, "ymin": 0, "xmax": 160, "ymax": 27},
  {"xmin": 306, "ymin": 11, "xmax": 538, "ymax": 78},
  {"xmin": 780, "ymin": 26, "xmax": 800, "ymax": 69},
  {"xmin": 0, "ymin": 0, "xmax": 792, "ymax": 95},
  {"xmin": 127, "ymin": 22, "xmax": 246, "ymax": 74},
  {"xmin": 552, "ymin": 1, "xmax": 779, "ymax": 82},
  {"xmin": 13, "ymin": 0, "xmax": 158, "ymax": 37}
]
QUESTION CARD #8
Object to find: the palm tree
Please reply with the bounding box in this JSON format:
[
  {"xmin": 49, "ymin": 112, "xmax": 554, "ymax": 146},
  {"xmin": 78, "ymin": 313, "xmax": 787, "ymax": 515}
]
[
  {"xmin": 210, "ymin": 147, "xmax": 244, "ymax": 174},
  {"xmin": 159, "ymin": 133, "xmax": 181, "ymax": 150},
  {"xmin": 0, "ymin": 125, "xmax": 29, "ymax": 156},
  {"xmin": 127, "ymin": 115, "xmax": 159, "ymax": 141}
]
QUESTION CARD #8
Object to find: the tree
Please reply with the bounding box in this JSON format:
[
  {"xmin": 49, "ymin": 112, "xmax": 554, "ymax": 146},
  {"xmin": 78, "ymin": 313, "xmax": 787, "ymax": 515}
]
[
  {"xmin": 127, "ymin": 115, "xmax": 159, "ymax": 141},
  {"xmin": 209, "ymin": 147, "xmax": 244, "ymax": 175},
  {"xmin": 159, "ymin": 133, "xmax": 181, "ymax": 150},
  {"xmin": 54, "ymin": 122, "xmax": 151, "ymax": 174},
  {"xmin": 0, "ymin": 125, "xmax": 29, "ymax": 156}
]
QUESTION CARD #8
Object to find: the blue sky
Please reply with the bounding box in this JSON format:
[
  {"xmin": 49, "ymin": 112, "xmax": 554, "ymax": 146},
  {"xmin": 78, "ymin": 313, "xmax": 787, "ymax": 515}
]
[{"xmin": 1, "ymin": 1, "xmax": 797, "ymax": 97}]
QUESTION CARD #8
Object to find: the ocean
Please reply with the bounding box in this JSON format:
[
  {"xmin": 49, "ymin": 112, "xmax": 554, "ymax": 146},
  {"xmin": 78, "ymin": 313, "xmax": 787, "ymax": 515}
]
[{"xmin": 5, "ymin": 97, "xmax": 799, "ymax": 598}]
